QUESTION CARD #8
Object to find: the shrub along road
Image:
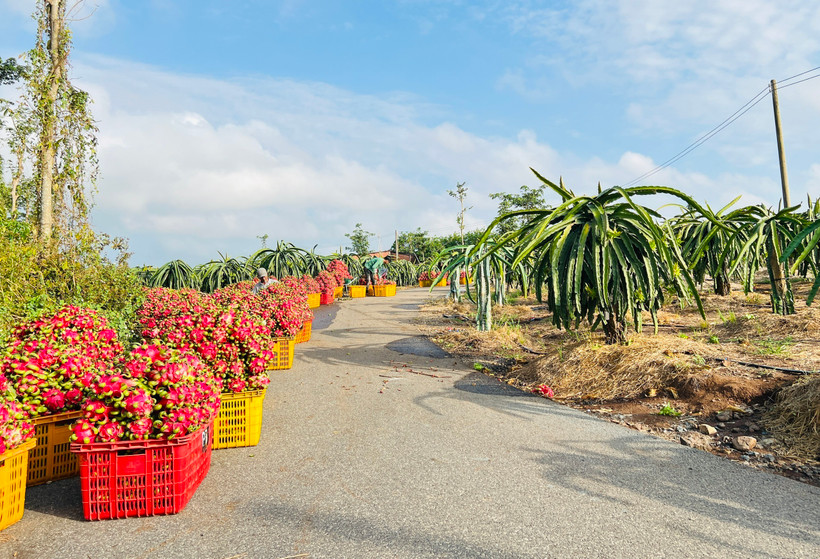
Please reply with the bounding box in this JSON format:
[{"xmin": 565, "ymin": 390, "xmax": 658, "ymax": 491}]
[{"xmin": 3, "ymin": 288, "xmax": 820, "ymax": 558}]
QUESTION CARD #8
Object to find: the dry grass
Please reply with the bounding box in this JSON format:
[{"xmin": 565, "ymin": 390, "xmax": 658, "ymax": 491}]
[
  {"xmin": 514, "ymin": 336, "xmax": 709, "ymax": 400},
  {"xmin": 764, "ymin": 375, "xmax": 820, "ymax": 459}
]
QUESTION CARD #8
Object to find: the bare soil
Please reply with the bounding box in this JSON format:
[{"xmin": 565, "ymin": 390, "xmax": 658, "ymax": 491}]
[{"xmin": 415, "ymin": 279, "xmax": 820, "ymax": 487}]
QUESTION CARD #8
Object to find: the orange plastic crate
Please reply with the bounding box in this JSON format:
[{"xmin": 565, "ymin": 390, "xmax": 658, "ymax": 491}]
[
  {"xmin": 349, "ymin": 285, "xmax": 366, "ymax": 298},
  {"xmin": 307, "ymin": 292, "xmax": 320, "ymax": 309},
  {"xmin": 268, "ymin": 337, "xmax": 295, "ymax": 370},
  {"xmin": 213, "ymin": 389, "xmax": 265, "ymax": 449},
  {"xmin": 0, "ymin": 438, "xmax": 36, "ymax": 532},
  {"xmin": 71, "ymin": 421, "xmax": 214, "ymax": 520},
  {"xmin": 27, "ymin": 410, "xmax": 83, "ymax": 486},
  {"xmin": 294, "ymin": 320, "xmax": 312, "ymax": 344}
]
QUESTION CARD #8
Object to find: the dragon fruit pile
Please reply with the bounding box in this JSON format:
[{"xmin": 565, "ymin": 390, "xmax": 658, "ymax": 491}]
[
  {"xmin": 137, "ymin": 288, "xmax": 273, "ymax": 393},
  {"xmin": 212, "ymin": 280, "xmax": 311, "ymax": 338},
  {"xmin": 418, "ymin": 270, "xmax": 445, "ymax": 282},
  {"xmin": 326, "ymin": 260, "xmax": 352, "ymax": 286},
  {"xmin": 0, "ymin": 305, "xmax": 124, "ymax": 418},
  {"xmin": 0, "ymin": 370, "xmax": 34, "ymax": 455},
  {"xmin": 315, "ymin": 270, "xmax": 338, "ymax": 294},
  {"xmin": 71, "ymin": 342, "xmax": 221, "ymax": 443},
  {"xmin": 300, "ymin": 274, "xmax": 321, "ymax": 295}
]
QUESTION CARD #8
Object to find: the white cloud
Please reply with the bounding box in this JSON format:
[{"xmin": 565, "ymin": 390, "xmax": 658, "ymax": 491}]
[{"xmin": 11, "ymin": 51, "xmax": 808, "ymax": 266}]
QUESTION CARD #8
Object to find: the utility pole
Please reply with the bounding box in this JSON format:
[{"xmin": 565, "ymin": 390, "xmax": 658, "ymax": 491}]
[
  {"xmin": 770, "ymin": 79, "xmax": 791, "ymax": 208},
  {"xmin": 395, "ymin": 230, "xmax": 399, "ymax": 260}
]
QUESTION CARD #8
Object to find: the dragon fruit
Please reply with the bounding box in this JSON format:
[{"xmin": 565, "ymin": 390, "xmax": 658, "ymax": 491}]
[
  {"xmin": 71, "ymin": 343, "xmax": 220, "ymax": 443},
  {"xmin": 0, "ymin": 305, "xmax": 124, "ymax": 418}
]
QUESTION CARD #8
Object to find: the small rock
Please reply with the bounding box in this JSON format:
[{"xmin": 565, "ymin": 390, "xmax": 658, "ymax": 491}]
[
  {"xmin": 731, "ymin": 427, "xmax": 741, "ymax": 433},
  {"xmin": 741, "ymin": 455, "xmax": 751, "ymax": 461},
  {"xmin": 717, "ymin": 422, "xmax": 726, "ymax": 429},
  {"xmin": 733, "ymin": 436, "xmax": 757, "ymax": 451},
  {"xmin": 680, "ymin": 432, "xmax": 712, "ymax": 450},
  {"xmin": 763, "ymin": 454, "xmax": 776, "ymax": 463},
  {"xmin": 759, "ymin": 438, "xmax": 778, "ymax": 448},
  {"xmin": 748, "ymin": 423, "xmax": 760, "ymax": 433},
  {"xmin": 676, "ymin": 425, "xmax": 687, "ymax": 433},
  {"xmin": 699, "ymin": 424, "xmax": 718, "ymax": 436},
  {"xmin": 716, "ymin": 412, "xmax": 733, "ymax": 422}
]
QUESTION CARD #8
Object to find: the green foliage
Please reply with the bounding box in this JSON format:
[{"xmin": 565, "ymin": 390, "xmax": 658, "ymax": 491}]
[
  {"xmin": 250, "ymin": 241, "xmax": 326, "ymax": 278},
  {"xmin": 0, "ymin": 57, "xmax": 27, "ymax": 87},
  {"xmin": 447, "ymin": 181, "xmax": 471, "ymax": 243},
  {"xmin": 385, "ymin": 259, "xmax": 418, "ymax": 286},
  {"xmin": 671, "ymin": 197, "xmax": 757, "ymax": 295},
  {"xmin": 707, "ymin": 335, "xmax": 720, "ymax": 344},
  {"xmin": 781, "ymin": 215, "xmax": 820, "ymax": 306},
  {"xmin": 391, "ymin": 228, "xmax": 445, "ymax": 263},
  {"xmin": 474, "ymin": 169, "xmax": 705, "ymax": 344},
  {"xmin": 196, "ymin": 253, "xmax": 253, "ymax": 293},
  {"xmin": 490, "ymin": 184, "xmax": 548, "ymax": 235},
  {"xmin": 345, "ymin": 223, "xmax": 373, "ymax": 256},
  {"xmin": 149, "ymin": 259, "xmax": 198, "ymax": 290},
  {"xmin": 0, "ymin": 218, "xmax": 144, "ymax": 343},
  {"xmin": 754, "ymin": 337, "xmax": 794, "ymax": 355},
  {"xmin": 658, "ymin": 402, "xmax": 682, "ymax": 417},
  {"xmin": 724, "ymin": 205, "xmax": 800, "ymax": 315}
]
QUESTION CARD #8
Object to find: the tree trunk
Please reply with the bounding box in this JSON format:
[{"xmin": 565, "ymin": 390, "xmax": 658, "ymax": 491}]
[
  {"xmin": 714, "ymin": 272, "xmax": 731, "ymax": 296},
  {"xmin": 603, "ymin": 309, "xmax": 626, "ymax": 345},
  {"xmin": 11, "ymin": 145, "xmax": 24, "ymax": 216},
  {"xmin": 476, "ymin": 256, "xmax": 492, "ymax": 331},
  {"xmin": 766, "ymin": 236, "xmax": 794, "ymax": 315},
  {"xmin": 38, "ymin": 0, "xmax": 65, "ymax": 245}
]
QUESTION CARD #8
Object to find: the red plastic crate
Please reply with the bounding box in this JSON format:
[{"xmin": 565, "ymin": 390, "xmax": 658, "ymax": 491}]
[
  {"xmin": 70, "ymin": 421, "xmax": 214, "ymax": 520},
  {"xmin": 320, "ymin": 292, "xmax": 334, "ymax": 305}
]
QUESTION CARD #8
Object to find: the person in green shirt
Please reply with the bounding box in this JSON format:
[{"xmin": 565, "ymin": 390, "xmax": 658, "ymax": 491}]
[{"xmin": 363, "ymin": 255, "xmax": 392, "ymax": 288}]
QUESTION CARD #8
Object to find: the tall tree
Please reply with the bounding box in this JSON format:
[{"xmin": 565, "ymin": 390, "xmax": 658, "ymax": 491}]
[
  {"xmin": 19, "ymin": 0, "xmax": 98, "ymax": 246},
  {"xmin": 489, "ymin": 184, "xmax": 547, "ymax": 235},
  {"xmin": 345, "ymin": 223, "xmax": 373, "ymax": 256}
]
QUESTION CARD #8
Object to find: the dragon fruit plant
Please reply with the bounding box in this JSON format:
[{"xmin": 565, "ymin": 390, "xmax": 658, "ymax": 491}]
[
  {"xmin": 0, "ymin": 305, "xmax": 124, "ymax": 418},
  {"xmin": 71, "ymin": 342, "xmax": 221, "ymax": 443}
]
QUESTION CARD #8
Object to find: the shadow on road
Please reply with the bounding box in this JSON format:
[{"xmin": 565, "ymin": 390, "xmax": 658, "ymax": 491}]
[{"xmin": 521, "ymin": 434, "xmax": 820, "ymax": 551}]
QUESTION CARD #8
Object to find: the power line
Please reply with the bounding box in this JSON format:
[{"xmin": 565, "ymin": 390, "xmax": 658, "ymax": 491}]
[
  {"xmin": 622, "ymin": 85, "xmax": 770, "ymax": 187},
  {"xmin": 623, "ymin": 67, "xmax": 820, "ymax": 187}
]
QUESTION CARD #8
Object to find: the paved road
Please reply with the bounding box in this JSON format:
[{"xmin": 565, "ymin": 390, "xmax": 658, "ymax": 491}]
[{"xmin": 3, "ymin": 288, "xmax": 820, "ymax": 558}]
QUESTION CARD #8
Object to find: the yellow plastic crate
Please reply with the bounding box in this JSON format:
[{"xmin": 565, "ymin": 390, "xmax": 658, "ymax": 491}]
[
  {"xmin": 349, "ymin": 285, "xmax": 366, "ymax": 298},
  {"xmin": 268, "ymin": 337, "xmax": 295, "ymax": 370},
  {"xmin": 370, "ymin": 285, "xmax": 397, "ymax": 297},
  {"xmin": 418, "ymin": 280, "xmax": 432, "ymax": 288},
  {"xmin": 213, "ymin": 389, "xmax": 266, "ymax": 449},
  {"xmin": 307, "ymin": 292, "xmax": 320, "ymax": 309},
  {"xmin": 333, "ymin": 285, "xmax": 343, "ymax": 299},
  {"xmin": 294, "ymin": 320, "xmax": 312, "ymax": 344},
  {"xmin": 0, "ymin": 438, "xmax": 36, "ymax": 532},
  {"xmin": 28, "ymin": 410, "xmax": 82, "ymax": 486}
]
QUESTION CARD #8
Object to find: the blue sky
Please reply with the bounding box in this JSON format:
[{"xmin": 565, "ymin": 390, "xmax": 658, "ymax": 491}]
[{"xmin": 1, "ymin": 0, "xmax": 819, "ymax": 266}]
